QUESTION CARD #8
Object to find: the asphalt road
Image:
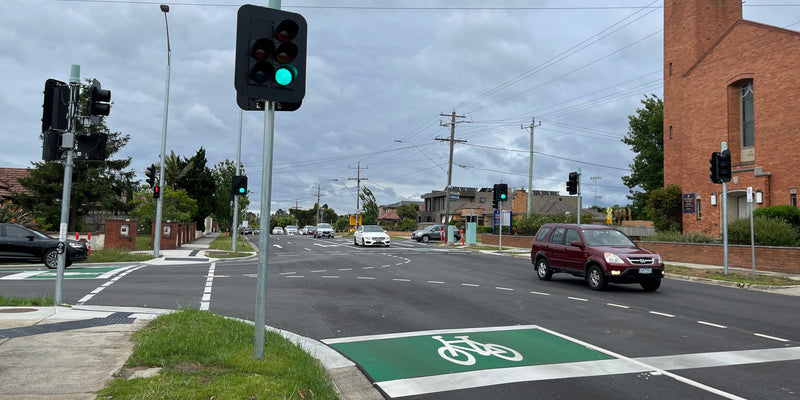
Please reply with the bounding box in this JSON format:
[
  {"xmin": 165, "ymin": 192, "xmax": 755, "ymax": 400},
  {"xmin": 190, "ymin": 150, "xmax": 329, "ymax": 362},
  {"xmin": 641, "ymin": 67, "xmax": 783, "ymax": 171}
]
[{"xmin": 1, "ymin": 234, "xmax": 798, "ymax": 399}]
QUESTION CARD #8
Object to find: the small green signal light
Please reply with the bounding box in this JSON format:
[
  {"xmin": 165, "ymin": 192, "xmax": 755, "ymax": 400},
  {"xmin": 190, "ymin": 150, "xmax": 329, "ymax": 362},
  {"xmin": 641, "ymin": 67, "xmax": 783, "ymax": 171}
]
[
  {"xmin": 238, "ymin": 187, "xmax": 246, "ymax": 194},
  {"xmin": 500, "ymin": 194, "xmax": 507, "ymax": 200},
  {"xmin": 275, "ymin": 65, "xmax": 296, "ymax": 86}
]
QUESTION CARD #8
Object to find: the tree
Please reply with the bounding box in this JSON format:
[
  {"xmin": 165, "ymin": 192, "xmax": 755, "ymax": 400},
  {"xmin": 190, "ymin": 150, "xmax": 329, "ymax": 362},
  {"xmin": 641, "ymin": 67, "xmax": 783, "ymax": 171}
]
[
  {"xmin": 16, "ymin": 79, "xmax": 136, "ymax": 231},
  {"xmin": 211, "ymin": 160, "xmax": 249, "ymax": 232},
  {"xmin": 621, "ymin": 95, "xmax": 663, "ymax": 219},
  {"xmin": 175, "ymin": 148, "xmax": 216, "ymax": 231},
  {"xmin": 130, "ymin": 186, "xmax": 198, "ymax": 235},
  {"xmin": 397, "ymin": 203, "xmax": 419, "ymax": 221},
  {"xmin": 162, "ymin": 150, "xmax": 193, "ymax": 189},
  {"xmin": 645, "ymin": 184, "xmax": 682, "ymax": 232},
  {"xmin": 359, "ymin": 187, "xmax": 378, "ymax": 225}
]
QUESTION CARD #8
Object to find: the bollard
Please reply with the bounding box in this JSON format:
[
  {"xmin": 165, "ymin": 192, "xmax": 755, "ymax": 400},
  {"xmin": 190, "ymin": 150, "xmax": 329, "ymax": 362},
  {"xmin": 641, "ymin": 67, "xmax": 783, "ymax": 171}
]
[
  {"xmin": 461, "ymin": 229, "xmax": 464, "ymax": 246},
  {"xmin": 87, "ymin": 232, "xmax": 92, "ymax": 257}
]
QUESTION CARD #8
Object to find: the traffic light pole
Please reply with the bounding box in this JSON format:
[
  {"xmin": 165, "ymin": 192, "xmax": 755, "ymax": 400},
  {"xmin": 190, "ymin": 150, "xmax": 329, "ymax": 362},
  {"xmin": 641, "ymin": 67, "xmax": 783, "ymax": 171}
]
[
  {"xmin": 577, "ymin": 168, "xmax": 582, "ymax": 225},
  {"xmin": 232, "ymin": 110, "xmax": 243, "ymax": 252},
  {"xmin": 154, "ymin": 5, "xmax": 172, "ymax": 258},
  {"xmin": 254, "ymin": 101, "xmax": 276, "ymax": 360},
  {"xmin": 721, "ymin": 142, "xmax": 729, "ymax": 275},
  {"xmin": 54, "ymin": 64, "xmax": 81, "ymax": 305}
]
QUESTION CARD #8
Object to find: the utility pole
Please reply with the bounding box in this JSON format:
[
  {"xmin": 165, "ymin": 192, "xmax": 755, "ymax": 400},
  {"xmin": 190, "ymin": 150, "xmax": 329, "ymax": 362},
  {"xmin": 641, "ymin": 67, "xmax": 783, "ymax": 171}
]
[
  {"xmin": 437, "ymin": 110, "xmax": 467, "ymax": 229},
  {"xmin": 521, "ymin": 117, "xmax": 541, "ymax": 216},
  {"xmin": 590, "ymin": 176, "xmax": 602, "ymax": 207},
  {"xmin": 348, "ymin": 162, "xmax": 368, "ymax": 227},
  {"xmin": 313, "ymin": 184, "xmax": 326, "ymax": 224}
]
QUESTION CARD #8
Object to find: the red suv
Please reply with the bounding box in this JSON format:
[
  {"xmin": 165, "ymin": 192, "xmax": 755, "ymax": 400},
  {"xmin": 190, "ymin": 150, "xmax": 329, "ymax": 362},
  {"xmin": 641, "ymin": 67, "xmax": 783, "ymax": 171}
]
[{"xmin": 530, "ymin": 224, "xmax": 664, "ymax": 291}]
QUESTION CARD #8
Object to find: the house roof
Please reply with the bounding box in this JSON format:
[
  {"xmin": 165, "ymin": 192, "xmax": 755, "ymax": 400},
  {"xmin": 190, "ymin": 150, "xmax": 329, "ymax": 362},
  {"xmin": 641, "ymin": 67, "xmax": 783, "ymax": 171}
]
[
  {"xmin": 377, "ymin": 209, "xmax": 400, "ymax": 221},
  {"xmin": 0, "ymin": 168, "xmax": 32, "ymax": 199}
]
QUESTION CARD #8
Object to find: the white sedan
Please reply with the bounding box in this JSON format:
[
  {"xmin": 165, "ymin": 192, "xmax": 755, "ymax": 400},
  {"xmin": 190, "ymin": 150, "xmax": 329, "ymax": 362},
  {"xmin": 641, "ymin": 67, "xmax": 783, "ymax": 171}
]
[{"xmin": 353, "ymin": 225, "xmax": 391, "ymax": 247}]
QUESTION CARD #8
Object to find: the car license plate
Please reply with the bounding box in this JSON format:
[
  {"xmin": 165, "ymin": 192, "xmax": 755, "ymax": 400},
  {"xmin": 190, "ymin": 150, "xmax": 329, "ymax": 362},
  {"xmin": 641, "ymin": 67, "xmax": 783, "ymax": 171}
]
[{"xmin": 639, "ymin": 267, "xmax": 652, "ymax": 274}]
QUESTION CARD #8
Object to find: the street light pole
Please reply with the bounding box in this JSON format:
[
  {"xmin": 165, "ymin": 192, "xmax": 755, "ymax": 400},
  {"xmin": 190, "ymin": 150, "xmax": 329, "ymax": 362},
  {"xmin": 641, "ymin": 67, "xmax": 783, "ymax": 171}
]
[{"xmin": 154, "ymin": 4, "xmax": 171, "ymax": 257}]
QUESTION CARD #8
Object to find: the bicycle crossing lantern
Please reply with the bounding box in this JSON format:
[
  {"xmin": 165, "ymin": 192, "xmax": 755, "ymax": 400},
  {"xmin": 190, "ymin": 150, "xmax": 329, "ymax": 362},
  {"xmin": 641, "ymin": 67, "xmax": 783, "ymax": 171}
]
[{"xmin": 234, "ymin": 5, "xmax": 307, "ymax": 110}]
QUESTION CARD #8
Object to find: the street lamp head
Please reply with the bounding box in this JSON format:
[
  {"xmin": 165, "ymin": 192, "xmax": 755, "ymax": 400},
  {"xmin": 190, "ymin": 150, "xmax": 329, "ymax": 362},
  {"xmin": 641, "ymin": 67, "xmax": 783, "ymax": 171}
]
[{"xmin": 160, "ymin": 4, "xmax": 169, "ymax": 12}]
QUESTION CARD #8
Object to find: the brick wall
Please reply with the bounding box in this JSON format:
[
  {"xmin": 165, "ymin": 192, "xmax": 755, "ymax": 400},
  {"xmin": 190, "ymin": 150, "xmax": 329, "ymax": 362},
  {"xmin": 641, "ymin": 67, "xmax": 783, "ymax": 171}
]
[
  {"xmin": 104, "ymin": 219, "xmax": 137, "ymax": 251},
  {"xmin": 637, "ymin": 241, "xmax": 800, "ymax": 275}
]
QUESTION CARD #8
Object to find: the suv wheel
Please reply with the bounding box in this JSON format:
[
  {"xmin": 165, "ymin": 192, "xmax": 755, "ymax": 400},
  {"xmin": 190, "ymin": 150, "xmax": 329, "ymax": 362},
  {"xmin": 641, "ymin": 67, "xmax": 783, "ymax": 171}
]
[
  {"xmin": 43, "ymin": 249, "xmax": 59, "ymax": 269},
  {"xmin": 421, "ymin": 235, "xmax": 430, "ymax": 243},
  {"xmin": 535, "ymin": 258, "xmax": 552, "ymax": 281},
  {"xmin": 640, "ymin": 279, "xmax": 661, "ymax": 292},
  {"xmin": 586, "ymin": 265, "xmax": 607, "ymax": 291}
]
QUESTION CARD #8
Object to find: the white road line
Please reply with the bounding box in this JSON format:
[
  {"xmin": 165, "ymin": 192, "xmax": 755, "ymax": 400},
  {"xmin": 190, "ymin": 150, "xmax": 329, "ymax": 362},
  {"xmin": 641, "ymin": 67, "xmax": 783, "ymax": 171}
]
[
  {"xmin": 650, "ymin": 311, "xmax": 676, "ymax": 318},
  {"xmin": 697, "ymin": 321, "xmax": 727, "ymax": 329},
  {"xmin": 427, "ymin": 281, "xmax": 445, "ymax": 284},
  {"xmin": 495, "ymin": 287, "xmax": 514, "ymax": 291},
  {"xmin": 286, "ymin": 275, "xmax": 305, "ymax": 278},
  {"xmin": 273, "ymin": 244, "xmax": 283, "ymax": 249},
  {"xmin": 311, "ymin": 269, "xmax": 327, "ymax": 273},
  {"xmin": 393, "ymin": 278, "xmax": 411, "ymax": 282},
  {"xmin": 321, "ymin": 276, "xmax": 340, "ymax": 279},
  {"xmin": 381, "ymin": 264, "xmax": 392, "ymax": 268},
  {"xmin": 362, "ymin": 266, "xmax": 374, "ymax": 270},
  {"xmin": 568, "ymin": 296, "xmax": 588, "ymax": 302},
  {"xmin": 77, "ymin": 265, "xmax": 146, "ymax": 305},
  {"xmin": 339, "ymin": 268, "xmax": 353, "ymax": 271},
  {"xmin": 0, "ymin": 271, "xmax": 47, "ymax": 280},
  {"xmin": 530, "ymin": 291, "xmax": 550, "ymax": 296},
  {"xmin": 607, "ymin": 303, "xmax": 630, "ymax": 309},
  {"xmin": 357, "ymin": 277, "xmax": 375, "ymax": 280},
  {"xmin": 754, "ymin": 333, "xmax": 790, "ymax": 342},
  {"xmin": 199, "ymin": 262, "xmax": 216, "ymax": 311},
  {"xmin": 461, "ymin": 283, "xmax": 480, "ymax": 287},
  {"xmin": 279, "ymin": 272, "xmax": 296, "ymax": 275}
]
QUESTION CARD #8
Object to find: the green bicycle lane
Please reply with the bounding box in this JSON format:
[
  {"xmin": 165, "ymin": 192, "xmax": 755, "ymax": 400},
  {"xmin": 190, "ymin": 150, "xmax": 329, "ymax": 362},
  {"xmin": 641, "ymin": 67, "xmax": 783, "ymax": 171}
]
[
  {"xmin": 323, "ymin": 325, "xmax": 616, "ymax": 398},
  {"xmin": 0, "ymin": 265, "xmax": 137, "ymax": 280}
]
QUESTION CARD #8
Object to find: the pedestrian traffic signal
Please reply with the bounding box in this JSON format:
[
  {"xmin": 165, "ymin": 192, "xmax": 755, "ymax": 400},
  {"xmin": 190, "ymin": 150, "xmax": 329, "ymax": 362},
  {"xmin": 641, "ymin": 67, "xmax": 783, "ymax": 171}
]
[
  {"xmin": 234, "ymin": 5, "xmax": 307, "ymax": 110},
  {"xmin": 232, "ymin": 175, "xmax": 248, "ymax": 196},
  {"xmin": 718, "ymin": 149, "xmax": 731, "ymax": 183},
  {"xmin": 87, "ymin": 79, "xmax": 111, "ymax": 117},
  {"xmin": 566, "ymin": 172, "xmax": 579, "ymax": 195}
]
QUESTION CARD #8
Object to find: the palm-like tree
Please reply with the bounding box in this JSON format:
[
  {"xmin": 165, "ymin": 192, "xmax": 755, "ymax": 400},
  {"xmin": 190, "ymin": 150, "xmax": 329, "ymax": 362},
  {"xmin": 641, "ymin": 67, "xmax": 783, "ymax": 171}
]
[{"xmin": 162, "ymin": 150, "xmax": 193, "ymax": 189}]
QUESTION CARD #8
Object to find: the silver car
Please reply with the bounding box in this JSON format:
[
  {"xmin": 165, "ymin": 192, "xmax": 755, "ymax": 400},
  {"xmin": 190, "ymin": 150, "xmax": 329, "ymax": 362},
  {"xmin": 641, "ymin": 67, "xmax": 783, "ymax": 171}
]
[{"xmin": 314, "ymin": 223, "xmax": 334, "ymax": 238}]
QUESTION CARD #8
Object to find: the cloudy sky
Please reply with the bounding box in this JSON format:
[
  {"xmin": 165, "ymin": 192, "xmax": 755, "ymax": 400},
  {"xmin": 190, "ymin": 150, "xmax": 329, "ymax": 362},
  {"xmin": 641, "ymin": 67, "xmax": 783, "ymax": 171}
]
[{"xmin": 2, "ymin": 0, "xmax": 798, "ymax": 218}]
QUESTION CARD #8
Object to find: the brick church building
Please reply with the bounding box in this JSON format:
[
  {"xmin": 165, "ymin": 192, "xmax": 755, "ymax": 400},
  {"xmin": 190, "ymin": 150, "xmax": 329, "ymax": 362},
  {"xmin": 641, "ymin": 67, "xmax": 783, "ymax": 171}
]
[{"xmin": 663, "ymin": 0, "xmax": 800, "ymax": 236}]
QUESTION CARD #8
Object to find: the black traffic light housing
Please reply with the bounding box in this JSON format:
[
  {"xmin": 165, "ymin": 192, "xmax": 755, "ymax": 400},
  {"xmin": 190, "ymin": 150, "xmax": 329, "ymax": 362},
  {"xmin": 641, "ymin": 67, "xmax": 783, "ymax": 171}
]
[
  {"xmin": 88, "ymin": 79, "xmax": 111, "ymax": 117},
  {"xmin": 42, "ymin": 79, "xmax": 69, "ymax": 133},
  {"xmin": 717, "ymin": 149, "xmax": 732, "ymax": 183},
  {"xmin": 496, "ymin": 183, "xmax": 508, "ymax": 202},
  {"xmin": 566, "ymin": 172, "xmax": 579, "ymax": 195},
  {"xmin": 235, "ymin": 5, "xmax": 307, "ymax": 110},
  {"xmin": 232, "ymin": 175, "xmax": 248, "ymax": 196},
  {"xmin": 145, "ymin": 164, "xmax": 159, "ymax": 199},
  {"xmin": 709, "ymin": 152, "xmax": 721, "ymax": 183}
]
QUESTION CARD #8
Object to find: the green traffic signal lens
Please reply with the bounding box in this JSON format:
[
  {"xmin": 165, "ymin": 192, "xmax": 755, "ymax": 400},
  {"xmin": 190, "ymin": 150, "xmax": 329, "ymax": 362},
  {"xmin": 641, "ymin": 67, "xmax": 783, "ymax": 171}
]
[
  {"xmin": 275, "ymin": 65, "xmax": 296, "ymax": 86},
  {"xmin": 500, "ymin": 194, "xmax": 507, "ymax": 200}
]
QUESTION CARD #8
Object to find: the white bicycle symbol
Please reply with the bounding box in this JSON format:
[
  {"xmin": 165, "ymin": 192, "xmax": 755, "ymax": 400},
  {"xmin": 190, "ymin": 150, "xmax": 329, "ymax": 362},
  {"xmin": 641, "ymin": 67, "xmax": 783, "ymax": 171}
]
[{"xmin": 432, "ymin": 335, "xmax": 523, "ymax": 366}]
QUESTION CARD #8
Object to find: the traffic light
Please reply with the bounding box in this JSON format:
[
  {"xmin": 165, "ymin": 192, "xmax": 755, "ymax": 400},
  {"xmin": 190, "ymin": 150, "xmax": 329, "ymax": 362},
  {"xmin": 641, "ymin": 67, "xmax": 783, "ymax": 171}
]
[
  {"xmin": 41, "ymin": 79, "xmax": 69, "ymax": 132},
  {"xmin": 234, "ymin": 5, "xmax": 307, "ymax": 110},
  {"xmin": 496, "ymin": 183, "xmax": 508, "ymax": 202},
  {"xmin": 87, "ymin": 79, "xmax": 111, "ymax": 117},
  {"xmin": 718, "ymin": 149, "xmax": 732, "ymax": 183},
  {"xmin": 709, "ymin": 152, "xmax": 721, "ymax": 183},
  {"xmin": 232, "ymin": 175, "xmax": 248, "ymax": 196},
  {"xmin": 153, "ymin": 186, "xmax": 160, "ymax": 199},
  {"xmin": 566, "ymin": 172, "xmax": 579, "ymax": 195},
  {"xmin": 145, "ymin": 164, "xmax": 158, "ymax": 199}
]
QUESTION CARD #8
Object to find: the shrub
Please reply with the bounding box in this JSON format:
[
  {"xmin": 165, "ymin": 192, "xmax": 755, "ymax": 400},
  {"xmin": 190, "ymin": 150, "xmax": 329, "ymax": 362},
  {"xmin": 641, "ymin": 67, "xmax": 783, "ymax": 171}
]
[
  {"xmin": 476, "ymin": 225, "xmax": 493, "ymax": 234},
  {"xmin": 643, "ymin": 230, "xmax": 716, "ymax": 243},
  {"xmin": 513, "ymin": 212, "xmax": 594, "ymax": 235},
  {"xmin": 753, "ymin": 205, "xmax": 800, "ymax": 231},
  {"xmin": 727, "ymin": 216, "xmax": 799, "ymax": 247},
  {"xmin": 399, "ymin": 218, "xmax": 417, "ymax": 231}
]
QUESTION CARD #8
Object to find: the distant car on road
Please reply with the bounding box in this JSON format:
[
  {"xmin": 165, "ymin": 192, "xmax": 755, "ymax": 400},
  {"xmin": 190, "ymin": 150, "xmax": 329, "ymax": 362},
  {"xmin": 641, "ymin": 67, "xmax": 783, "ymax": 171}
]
[
  {"xmin": 411, "ymin": 224, "xmax": 460, "ymax": 243},
  {"xmin": 305, "ymin": 225, "xmax": 316, "ymax": 236},
  {"xmin": 284, "ymin": 225, "xmax": 298, "ymax": 235},
  {"xmin": 353, "ymin": 225, "xmax": 391, "ymax": 247},
  {"xmin": 313, "ymin": 223, "xmax": 334, "ymax": 238},
  {"xmin": 271, "ymin": 227, "xmax": 284, "ymax": 235},
  {"xmin": 0, "ymin": 223, "xmax": 88, "ymax": 269},
  {"xmin": 530, "ymin": 223, "xmax": 664, "ymax": 291}
]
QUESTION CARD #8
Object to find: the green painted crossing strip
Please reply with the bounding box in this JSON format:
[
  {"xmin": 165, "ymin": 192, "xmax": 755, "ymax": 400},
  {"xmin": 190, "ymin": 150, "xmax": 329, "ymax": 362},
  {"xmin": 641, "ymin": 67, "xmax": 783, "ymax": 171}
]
[
  {"xmin": 325, "ymin": 325, "xmax": 612, "ymax": 382},
  {"xmin": 0, "ymin": 266, "xmax": 130, "ymax": 280}
]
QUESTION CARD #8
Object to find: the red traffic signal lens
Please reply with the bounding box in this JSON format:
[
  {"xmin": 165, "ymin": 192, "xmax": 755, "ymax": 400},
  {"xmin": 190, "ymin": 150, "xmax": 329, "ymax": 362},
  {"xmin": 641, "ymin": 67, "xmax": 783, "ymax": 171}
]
[{"xmin": 276, "ymin": 19, "xmax": 299, "ymax": 42}]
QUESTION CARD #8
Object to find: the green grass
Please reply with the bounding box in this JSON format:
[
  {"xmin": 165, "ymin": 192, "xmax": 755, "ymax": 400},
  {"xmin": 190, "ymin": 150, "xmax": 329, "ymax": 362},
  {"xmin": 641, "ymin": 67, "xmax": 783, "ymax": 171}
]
[
  {"xmin": 0, "ymin": 295, "xmax": 55, "ymax": 306},
  {"xmin": 666, "ymin": 264, "xmax": 800, "ymax": 286},
  {"xmin": 97, "ymin": 310, "xmax": 339, "ymax": 400},
  {"xmin": 77, "ymin": 248, "xmax": 154, "ymax": 264},
  {"xmin": 206, "ymin": 233, "xmax": 254, "ymax": 259},
  {"xmin": 135, "ymin": 234, "xmax": 152, "ymax": 251}
]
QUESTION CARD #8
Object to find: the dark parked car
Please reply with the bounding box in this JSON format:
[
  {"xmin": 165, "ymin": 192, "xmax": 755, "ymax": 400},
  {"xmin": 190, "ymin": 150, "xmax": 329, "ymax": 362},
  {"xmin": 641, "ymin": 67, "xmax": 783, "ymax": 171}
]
[
  {"xmin": 530, "ymin": 224, "xmax": 664, "ymax": 291},
  {"xmin": 411, "ymin": 224, "xmax": 461, "ymax": 243},
  {"xmin": 0, "ymin": 223, "xmax": 88, "ymax": 269}
]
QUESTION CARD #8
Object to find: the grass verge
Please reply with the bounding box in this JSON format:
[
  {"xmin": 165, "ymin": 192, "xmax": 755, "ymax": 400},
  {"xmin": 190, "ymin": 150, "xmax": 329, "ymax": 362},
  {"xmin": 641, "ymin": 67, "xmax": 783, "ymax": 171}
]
[
  {"xmin": 0, "ymin": 295, "xmax": 54, "ymax": 306},
  {"xmin": 207, "ymin": 233, "xmax": 254, "ymax": 258},
  {"xmin": 77, "ymin": 248, "xmax": 154, "ymax": 264},
  {"xmin": 97, "ymin": 309, "xmax": 339, "ymax": 400},
  {"xmin": 666, "ymin": 264, "xmax": 799, "ymax": 286}
]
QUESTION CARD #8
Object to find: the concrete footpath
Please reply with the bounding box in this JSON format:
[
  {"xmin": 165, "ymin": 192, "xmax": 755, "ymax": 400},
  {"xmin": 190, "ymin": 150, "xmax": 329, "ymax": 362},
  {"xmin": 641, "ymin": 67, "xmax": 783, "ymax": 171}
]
[{"xmin": 0, "ymin": 232, "xmax": 381, "ymax": 400}]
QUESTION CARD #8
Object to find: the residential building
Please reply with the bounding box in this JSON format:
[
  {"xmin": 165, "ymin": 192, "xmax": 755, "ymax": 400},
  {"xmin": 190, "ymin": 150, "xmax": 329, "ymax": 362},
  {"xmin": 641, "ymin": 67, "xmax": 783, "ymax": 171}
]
[
  {"xmin": 664, "ymin": 0, "xmax": 800, "ymax": 235},
  {"xmin": 0, "ymin": 167, "xmax": 31, "ymax": 201}
]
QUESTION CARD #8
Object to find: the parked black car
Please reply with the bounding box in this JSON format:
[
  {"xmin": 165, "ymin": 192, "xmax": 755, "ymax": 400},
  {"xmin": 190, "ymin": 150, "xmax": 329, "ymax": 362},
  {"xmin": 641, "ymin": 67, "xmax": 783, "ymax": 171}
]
[{"xmin": 0, "ymin": 223, "xmax": 88, "ymax": 269}]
